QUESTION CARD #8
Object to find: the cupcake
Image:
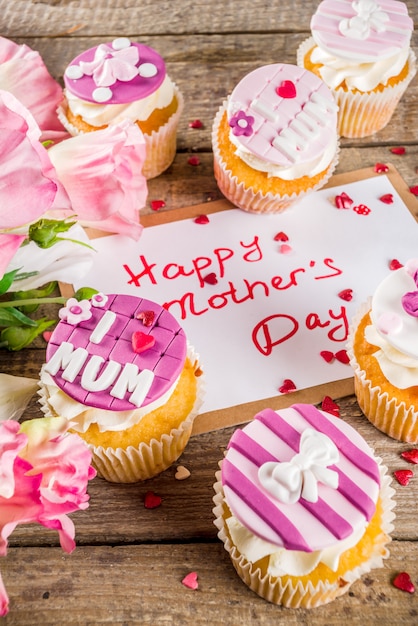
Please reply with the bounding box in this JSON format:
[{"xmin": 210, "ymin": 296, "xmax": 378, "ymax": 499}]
[
  {"xmin": 58, "ymin": 37, "xmax": 184, "ymax": 178},
  {"xmin": 297, "ymin": 0, "xmax": 416, "ymax": 138},
  {"xmin": 38, "ymin": 293, "xmax": 204, "ymax": 482},
  {"xmin": 213, "ymin": 403, "xmax": 395, "ymax": 608},
  {"xmin": 211, "ymin": 63, "xmax": 339, "ymax": 214},
  {"xmin": 348, "ymin": 259, "xmax": 418, "ymax": 443}
]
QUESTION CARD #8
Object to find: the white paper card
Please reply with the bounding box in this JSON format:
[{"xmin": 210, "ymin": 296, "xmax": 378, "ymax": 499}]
[{"xmin": 73, "ymin": 175, "xmax": 418, "ymax": 414}]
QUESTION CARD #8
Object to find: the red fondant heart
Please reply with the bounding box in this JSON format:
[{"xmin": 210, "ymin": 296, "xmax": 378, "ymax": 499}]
[
  {"xmin": 410, "ymin": 185, "xmax": 418, "ymax": 196},
  {"xmin": 136, "ymin": 310, "xmax": 155, "ymax": 327},
  {"xmin": 279, "ymin": 244, "xmax": 292, "ymax": 255},
  {"xmin": 374, "ymin": 162, "xmax": 389, "ymax": 173},
  {"xmin": 321, "ymin": 396, "xmax": 340, "ymax": 417},
  {"xmin": 150, "ymin": 199, "xmax": 166, "ymax": 211},
  {"xmin": 389, "ymin": 259, "xmax": 403, "ymax": 270},
  {"xmin": 203, "ymin": 272, "xmax": 218, "ymax": 285},
  {"xmin": 182, "ymin": 572, "xmax": 199, "ymax": 590},
  {"xmin": 335, "ymin": 192, "xmax": 353, "ymax": 209},
  {"xmin": 390, "ymin": 146, "xmax": 406, "ymax": 155},
  {"xmin": 279, "ymin": 379, "xmax": 296, "ymax": 394},
  {"xmin": 379, "ymin": 193, "xmax": 394, "ymax": 204},
  {"xmin": 276, "ymin": 80, "xmax": 296, "ymax": 99},
  {"xmin": 132, "ymin": 331, "xmax": 155, "ymax": 354},
  {"xmin": 394, "ymin": 469, "xmax": 414, "ymax": 486},
  {"xmin": 393, "ymin": 572, "xmax": 415, "ymax": 594},
  {"xmin": 144, "ymin": 491, "xmax": 162, "ymax": 509},
  {"xmin": 335, "ymin": 349, "xmax": 350, "ymax": 364},
  {"xmin": 401, "ymin": 449, "xmax": 418, "ymax": 464},
  {"xmin": 320, "ymin": 350, "xmax": 334, "ymax": 363},
  {"xmin": 189, "ymin": 119, "xmax": 203, "ymax": 129},
  {"xmin": 274, "ymin": 231, "xmax": 289, "ymax": 242},
  {"xmin": 194, "ymin": 214, "xmax": 210, "ymax": 224},
  {"xmin": 338, "ymin": 289, "xmax": 353, "ymax": 302}
]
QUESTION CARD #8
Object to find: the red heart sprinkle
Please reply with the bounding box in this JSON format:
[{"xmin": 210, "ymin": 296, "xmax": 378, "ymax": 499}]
[
  {"xmin": 274, "ymin": 231, "xmax": 289, "ymax": 242},
  {"xmin": 188, "ymin": 155, "xmax": 201, "ymax": 166},
  {"xmin": 410, "ymin": 185, "xmax": 418, "ymax": 196},
  {"xmin": 203, "ymin": 272, "xmax": 218, "ymax": 285},
  {"xmin": 279, "ymin": 379, "xmax": 296, "ymax": 394},
  {"xmin": 279, "ymin": 244, "xmax": 292, "ymax": 255},
  {"xmin": 321, "ymin": 396, "xmax": 340, "ymax": 417},
  {"xmin": 374, "ymin": 163, "xmax": 389, "ymax": 173},
  {"xmin": 150, "ymin": 199, "xmax": 166, "ymax": 211},
  {"xmin": 144, "ymin": 491, "xmax": 162, "ymax": 509},
  {"xmin": 335, "ymin": 349, "xmax": 350, "ymax": 364},
  {"xmin": 394, "ymin": 469, "xmax": 414, "ymax": 486},
  {"xmin": 390, "ymin": 146, "xmax": 406, "ymax": 155},
  {"xmin": 276, "ymin": 80, "xmax": 296, "ymax": 99},
  {"xmin": 182, "ymin": 572, "xmax": 199, "ymax": 590},
  {"xmin": 194, "ymin": 214, "xmax": 209, "ymax": 224},
  {"xmin": 132, "ymin": 331, "xmax": 155, "ymax": 354},
  {"xmin": 43, "ymin": 331, "xmax": 53, "ymax": 342},
  {"xmin": 389, "ymin": 259, "xmax": 403, "ymax": 270},
  {"xmin": 189, "ymin": 119, "xmax": 203, "ymax": 129},
  {"xmin": 379, "ymin": 193, "xmax": 393, "ymax": 204},
  {"xmin": 335, "ymin": 192, "xmax": 353, "ymax": 209},
  {"xmin": 320, "ymin": 350, "xmax": 335, "ymax": 363},
  {"xmin": 401, "ymin": 449, "xmax": 418, "ymax": 464},
  {"xmin": 393, "ymin": 572, "xmax": 415, "ymax": 594},
  {"xmin": 136, "ymin": 310, "xmax": 155, "ymax": 327},
  {"xmin": 338, "ymin": 288, "xmax": 353, "ymax": 301}
]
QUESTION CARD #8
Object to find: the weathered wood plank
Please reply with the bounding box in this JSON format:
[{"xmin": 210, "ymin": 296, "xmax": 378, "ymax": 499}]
[
  {"xmin": 3, "ymin": 0, "xmax": 416, "ymax": 38},
  {"xmin": 2, "ymin": 542, "xmax": 417, "ymax": 626}
]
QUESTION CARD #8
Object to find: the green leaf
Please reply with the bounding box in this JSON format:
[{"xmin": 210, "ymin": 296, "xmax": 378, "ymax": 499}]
[
  {"xmin": 73, "ymin": 287, "xmax": 99, "ymax": 301},
  {"xmin": 1, "ymin": 317, "xmax": 55, "ymax": 350},
  {"xmin": 0, "ymin": 268, "xmax": 21, "ymax": 295},
  {"xmin": 12, "ymin": 281, "xmax": 58, "ymax": 314},
  {"xmin": 0, "ymin": 307, "xmax": 38, "ymax": 328}
]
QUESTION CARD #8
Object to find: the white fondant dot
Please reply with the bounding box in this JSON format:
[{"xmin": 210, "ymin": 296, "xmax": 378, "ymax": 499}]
[
  {"xmin": 65, "ymin": 65, "xmax": 84, "ymax": 80},
  {"xmin": 93, "ymin": 87, "xmax": 113, "ymax": 102},
  {"xmin": 112, "ymin": 37, "xmax": 131, "ymax": 50},
  {"xmin": 237, "ymin": 119, "xmax": 248, "ymax": 128},
  {"xmin": 138, "ymin": 62, "xmax": 158, "ymax": 78}
]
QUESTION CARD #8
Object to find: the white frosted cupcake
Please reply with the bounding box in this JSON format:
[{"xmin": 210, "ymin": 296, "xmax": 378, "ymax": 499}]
[
  {"xmin": 212, "ymin": 63, "xmax": 339, "ymax": 214},
  {"xmin": 38, "ymin": 293, "xmax": 204, "ymax": 482},
  {"xmin": 58, "ymin": 37, "xmax": 183, "ymax": 178},
  {"xmin": 213, "ymin": 404, "xmax": 395, "ymax": 608},
  {"xmin": 347, "ymin": 259, "xmax": 418, "ymax": 442},
  {"xmin": 297, "ymin": 0, "xmax": 416, "ymax": 138}
]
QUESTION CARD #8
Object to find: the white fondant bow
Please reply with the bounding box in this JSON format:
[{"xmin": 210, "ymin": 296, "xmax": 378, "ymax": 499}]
[
  {"xmin": 339, "ymin": 1, "xmax": 389, "ymax": 40},
  {"xmin": 80, "ymin": 43, "xmax": 139, "ymax": 87},
  {"xmin": 258, "ymin": 428, "xmax": 339, "ymax": 504}
]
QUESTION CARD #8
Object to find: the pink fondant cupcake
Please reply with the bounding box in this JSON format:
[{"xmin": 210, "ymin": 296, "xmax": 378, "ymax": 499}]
[
  {"xmin": 213, "ymin": 404, "xmax": 395, "ymax": 608},
  {"xmin": 211, "ymin": 63, "xmax": 339, "ymax": 213},
  {"xmin": 38, "ymin": 293, "xmax": 204, "ymax": 482},
  {"xmin": 297, "ymin": 0, "xmax": 416, "ymax": 138},
  {"xmin": 58, "ymin": 37, "xmax": 184, "ymax": 178}
]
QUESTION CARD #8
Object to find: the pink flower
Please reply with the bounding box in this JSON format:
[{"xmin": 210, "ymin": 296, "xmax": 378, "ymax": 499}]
[
  {"xmin": 0, "ymin": 36, "xmax": 67, "ymax": 143},
  {"xmin": 229, "ymin": 110, "xmax": 255, "ymax": 137},
  {"xmin": 48, "ymin": 119, "xmax": 148, "ymax": 239},
  {"xmin": 58, "ymin": 297, "xmax": 93, "ymax": 325},
  {"xmin": 0, "ymin": 417, "xmax": 96, "ymax": 616}
]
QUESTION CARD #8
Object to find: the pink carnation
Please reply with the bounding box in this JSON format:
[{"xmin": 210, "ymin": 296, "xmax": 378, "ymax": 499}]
[{"xmin": 0, "ymin": 417, "xmax": 96, "ymax": 616}]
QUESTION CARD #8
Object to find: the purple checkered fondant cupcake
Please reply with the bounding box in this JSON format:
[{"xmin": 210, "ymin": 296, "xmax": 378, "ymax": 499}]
[{"xmin": 39, "ymin": 293, "xmax": 204, "ymax": 482}]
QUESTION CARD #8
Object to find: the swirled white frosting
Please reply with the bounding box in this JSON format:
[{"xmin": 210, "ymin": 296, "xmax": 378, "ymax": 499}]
[
  {"xmin": 229, "ymin": 132, "xmax": 338, "ymax": 180},
  {"xmin": 226, "ymin": 514, "xmax": 366, "ymax": 576},
  {"xmin": 365, "ymin": 325, "xmax": 418, "ymax": 389},
  {"xmin": 65, "ymin": 74, "xmax": 175, "ymax": 127},
  {"xmin": 310, "ymin": 40, "xmax": 410, "ymax": 91}
]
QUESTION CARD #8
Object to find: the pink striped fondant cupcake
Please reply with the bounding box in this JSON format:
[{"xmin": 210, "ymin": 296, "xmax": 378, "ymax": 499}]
[{"xmin": 213, "ymin": 404, "xmax": 395, "ymax": 608}]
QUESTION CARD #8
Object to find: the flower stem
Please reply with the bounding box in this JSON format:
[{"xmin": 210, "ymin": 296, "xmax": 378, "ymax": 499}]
[{"xmin": 0, "ymin": 297, "xmax": 67, "ymax": 308}]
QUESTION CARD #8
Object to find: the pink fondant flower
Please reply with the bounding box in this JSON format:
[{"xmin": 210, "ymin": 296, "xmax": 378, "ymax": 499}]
[
  {"xmin": 48, "ymin": 119, "xmax": 147, "ymax": 239},
  {"xmin": 58, "ymin": 297, "xmax": 92, "ymax": 324},
  {"xmin": 229, "ymin": 110, "xmax": 255, "ymax": 137},
  {"xmin": 79, "ymin": 41, "xmax": 139, "ymax": 87},
  {"xmin": 0, "ymin": 417, "xmax": 96, "ymax": 616},
  {"xmin": 0, "ymin": 36, "xmax": 68, "ymax": 143},
  {"xmin": 91, "ymin": 293, "xmax": 108, "ymax": 308}
]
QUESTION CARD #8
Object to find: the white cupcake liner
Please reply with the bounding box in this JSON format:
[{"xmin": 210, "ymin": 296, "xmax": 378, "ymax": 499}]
[
  {"xmin": 297, "ymin": 38, "xmax": 417, "ymax": 138},
  {"xmin": 213, "ymin": 460, "xmax": 395, "ymax": 608},
  {"xmin": 347, "ymin": 300, "xmax": 418, "ymax": 443},
  {"xmin": 38, "ymin": 344, "xmax": 205, "ymax": 482},
  {"xmin": 57, "ymin": 84, "xmax": 184, "ymax": 179},
  {"xmin": 211, "ymin": 102, "xmax": 339, "ymax": 214}
]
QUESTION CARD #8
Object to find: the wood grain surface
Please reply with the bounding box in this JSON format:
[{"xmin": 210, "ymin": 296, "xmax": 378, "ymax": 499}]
[{"xmin": 1, "ymin": 1, "xmax": 417, "ymax": 624}]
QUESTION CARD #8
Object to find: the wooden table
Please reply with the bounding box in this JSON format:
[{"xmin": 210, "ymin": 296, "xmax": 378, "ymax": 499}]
[{"xmin": 1, "ymin": 1, "xmax": 418, "ymax": 623}]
